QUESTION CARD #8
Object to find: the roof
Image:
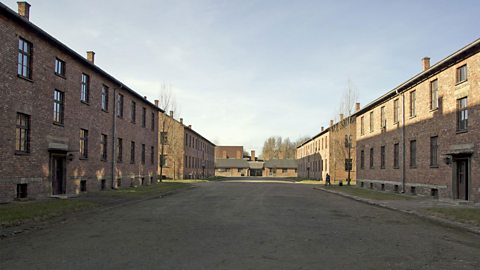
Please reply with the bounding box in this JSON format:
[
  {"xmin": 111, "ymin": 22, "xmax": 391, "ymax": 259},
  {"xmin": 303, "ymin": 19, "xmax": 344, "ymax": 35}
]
[
  {"xmin": 215, "ymin": 159, "xmax": 249, "ymax": 169},
  {"xmin": 297, "ymin": 127, "xmax": 330, "ymax": 149},
  {"xmin": 357, "ymin": 38, "xmax": 480, "ymax": 115},
  {"xmin": 0, "ymin": 2, "xmax": 162, "ymax": 112},
  {"xmin": 264, "ymin": 159, "xmax": 298, "ymax": 169},
  {"xmin": 248, "ymin": 161, "xmax": 264, "ymax": 169}
]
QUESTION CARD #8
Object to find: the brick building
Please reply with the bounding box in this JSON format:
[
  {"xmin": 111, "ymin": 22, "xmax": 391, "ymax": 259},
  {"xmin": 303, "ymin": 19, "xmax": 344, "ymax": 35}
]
[
  {"xmin": 0, "ymin": 2, "xmax": 159, "ymax": 202},
  {"xmin": 297, "ymin": 127, "xmax": 330, "ymax": 180},
  {"xmin": 215, "ymin": 146, "xmax": 244, "ymax": 159},
  {"xmin": 356, "ymin": 39, "xmax": 480, "ymax": 202},
  {"xmin": 157, "ymin": 111, "xmax": 215, "ymax": 180}
]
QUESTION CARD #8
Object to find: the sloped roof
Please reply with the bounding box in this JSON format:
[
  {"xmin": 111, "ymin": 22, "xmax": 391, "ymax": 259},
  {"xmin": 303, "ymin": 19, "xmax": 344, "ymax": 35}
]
[
  {"xmin": 215, "ymin": 159, "xmax": 249, "ymax": 169},
  {"xmin": 264, "ymin": 159, "xmax": 298, "ymax": 169}
]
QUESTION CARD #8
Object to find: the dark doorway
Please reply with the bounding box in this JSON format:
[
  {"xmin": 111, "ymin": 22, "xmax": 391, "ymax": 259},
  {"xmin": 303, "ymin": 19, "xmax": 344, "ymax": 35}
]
[
  {"xmin": 455, "ymin": 158, "xmax": 469, "ymax": 200},
  {"xmin": 249, "ymin": 169, "xmax": 262, "ymax": 176},
  {"xmin": 51, "ymin": 154, "xmax": 66, "ymax": 195}
]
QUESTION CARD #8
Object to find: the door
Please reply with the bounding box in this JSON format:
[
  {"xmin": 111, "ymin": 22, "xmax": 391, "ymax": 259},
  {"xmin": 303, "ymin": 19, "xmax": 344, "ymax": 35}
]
[
  {"xmin": 51, "ymin": 154, "xmax": 66, "ymax": 195},
  {"xmin": 456, "ymin": 159, "xmax": 468, "ymax": 200}
]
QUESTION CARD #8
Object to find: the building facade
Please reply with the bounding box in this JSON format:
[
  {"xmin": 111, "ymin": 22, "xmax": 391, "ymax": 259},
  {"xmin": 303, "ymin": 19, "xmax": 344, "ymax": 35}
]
[
  {"xmin": 296, "ymin": 128, "xmax": 330, "ymax": 180},
  {"xmin": 0, "ymin": 2, "xmax": 159, "ymax": 202},
  {"xmin": 215, "ymin": 146, "xmax": 244, "ymax": 159},
  {"xmin": 356, "ymin": 39, "xmax": 480, "ymax": 202}
]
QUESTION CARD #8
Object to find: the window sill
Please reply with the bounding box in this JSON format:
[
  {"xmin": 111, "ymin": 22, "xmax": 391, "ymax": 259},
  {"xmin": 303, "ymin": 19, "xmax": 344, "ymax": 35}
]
[
  {"xmin": 455, "ymin": 79, "xmax": 468, "ymax": 86},
  {"xmin": 17, "ymin": 75, "xmax": 33, "ymax": 83},
  {"xmin": 101, "ymin": 158, "xmax": 107, "ymax": 162},
  {"xmin": 15, "ymin": 151, "xmax": 30, "ymax": 156},
  {"xmin": 410, "ymin": 166, "xmax": 417, "ymax": 169},
  {"xmin": 81, "ymin": 101, "xmax": 90, "ymax": 105},
  {"xmin": 393, "ymin": 167, "xmax": 399, "ymax": 169},
  {"xmin": 429, "ymin": 108, "xmax": 439, "ymax": 113},
  {"xmin": 456, "ymin": 129, "xmax": 468, "ymax": 134},
  {"xmin": 79, "ymin": 157, "xmax": 88, "ymax": 160},
  {"xmin": 54, "ymin": 73, "xmax": 66, "ymax": 79},
  {"xmin": 53, "ymin": 122, "xmax": 64, "ymax": 127},
  {"xmin": 430, "ymin": 165, "xmax": 439, "ymax": 168},
  {"xmin": 409, "ymin": 115, "xmax": 416, "ymax": 119},
  {"xmin": 102, "ymin": 109, "xmax": 109, "ymax": 113}
]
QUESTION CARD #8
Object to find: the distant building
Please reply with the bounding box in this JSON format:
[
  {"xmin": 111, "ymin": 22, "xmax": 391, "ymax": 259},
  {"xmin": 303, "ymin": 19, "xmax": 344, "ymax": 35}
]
[{"xmin": 215, "ymin": 146, "xmax": 244, "ymax": 159}]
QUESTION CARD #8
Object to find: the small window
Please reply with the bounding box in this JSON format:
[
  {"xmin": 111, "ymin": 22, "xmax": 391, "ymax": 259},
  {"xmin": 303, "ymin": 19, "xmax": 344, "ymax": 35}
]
[
  {"xmin": 151, "ymin": 146, "xmax": 155, "ymax": 165},
  {"xmin": 409, "ymin": 90, "xmax": 416, "ymax": 117},
  {"xmin": 54, "ymin": 58, "xmax": 65, "ymax": 77},
  {"xmin": 116, "ymin": 94, "xmax": 124, "ymax": 118},
  {"xmin": 130, "ymin": 141, "xmax": 135, "ymax": 164},
  {"xmin": 369, "ymin": 111, "xmax": 374, "ymax": 132},
  {"xmin": 101, "ymin": 134, "xmax": 108, "ymax": 161},
  {"xmin": 369, "ymin": 147, "xmax": 374, "ymax": 169},
  {"xmin": 53, "ymin": 89, "xmax": 64, "ymax": 124},
  {"xmin": 380, "ymin": 106, "xmax": 386, "ymax": 129},
  {"xmin": 430, "ymin": 79, "xmax": 438, "ymax": 110},
  {"xmin": 393, "ymin": 99, "xmax": 399, "ymax": 123},
  {"xmin": 142, "ymin": 107, "xmax": 146, "ymax": 127},
  {"xmin": 430, "ymin": 136, "xmax": 438, "ymax": 167},
  {"xmin": 131, "ymin": 101, "xmax": 136, "ymax": 123},
  {"xmin": 237, "ymin": 168, "xmax": 242, "ymax": 173},
  {"xmin": 80, "ymin": 73, "xmax": 90, "ymax": 103},
  {"xmin": 80, "ymin": 129, "xmax": 88, "ymax": 159},
  {"xmin": 16, "ymin": 113, "xmax": 30, "ymax": 153},
  {"xmin": 393, "ymin": 143, "xmax": 400, "ymax": 169},
  {"xmin": 282, "ymin": 169, "xmax": 287, "ymax": 173},
  {"xmin": 101, "ymin": 85, "xmax": 109, "ymax": 112},
  {"xmin": 380, "ymin": 145, "xmax": 385, "ymax": 169},
  {"xmin": 360, "ymin": 116, "xmax": 365, "ymax": 135},
  {"xmin": 410, "ymin": 140, "xmax": 416, "ymax": 168},
  {"xmin": 141, "ymin": 144, "xmax": 146, "ymax": 164},
  {"xmin": 456, "ymin": 64, "xmax": 467, "ymax": 84},
  {"xmin": 457, "ymin": 97, "xmax": 468, "ymax": 131},
  {"xmin": 117, "ymin": 138, "xmax": 123, "ymax": 162},
  {"xmin": 18, "ymin": 38, "xmax": 32, "ymax": 79},
  {"xmin": 360, "ymin": 150, "xmax": 365, "ymax": 169},
  {"xmin": 151, "ymin": 111, "xmax": 155, "ymax": 131},
  {"xmin": 80, "ymin": 180, "xmax": 87, "ymax": 192},
  {"xmin": 16, "ymin": 183, "xmax": 28, "ymax": 199}
]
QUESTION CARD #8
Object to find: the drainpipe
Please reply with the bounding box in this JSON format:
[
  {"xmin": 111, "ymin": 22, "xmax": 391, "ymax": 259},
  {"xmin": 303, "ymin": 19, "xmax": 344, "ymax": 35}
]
[
  {"xmin": 111, "ymin": 84, "xmax": 123, "ymax": 188},
  {"xmin": 399, "ymin": 90, "xmax": 406, "ymax": 193}
]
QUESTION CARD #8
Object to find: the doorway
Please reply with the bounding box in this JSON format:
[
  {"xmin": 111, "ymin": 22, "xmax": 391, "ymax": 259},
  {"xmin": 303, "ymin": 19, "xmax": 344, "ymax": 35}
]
[
  {"xmin": 51, "ymin": 154, "xmax": 66, "ymax": 195},
  {"xmin": 454, "ymin": 158, "xmax": 469, "ymax": 200}
]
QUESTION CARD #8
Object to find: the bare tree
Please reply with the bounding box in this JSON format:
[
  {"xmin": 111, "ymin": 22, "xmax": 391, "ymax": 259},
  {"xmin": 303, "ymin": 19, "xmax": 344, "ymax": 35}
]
[{"xmin": 261, "ymin": 136, "xmax": 298, "ymax": 160}]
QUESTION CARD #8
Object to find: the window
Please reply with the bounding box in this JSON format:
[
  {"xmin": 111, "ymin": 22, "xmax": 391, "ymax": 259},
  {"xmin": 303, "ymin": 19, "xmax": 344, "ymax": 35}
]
[
  {"xmin": 18, "ymin": 38, "xmax": 32, "ymax": 79},
  {"xmin": 151, "ymin": 146, "xmax": 154, "ymax": 165},
  {"xmin": 369, "ymin": 111, "xmax": 374, "ymax": 132},
  {"xmin": 360, "ymin": 116, "xmax": 365, "ymax": 135},
  {"xmin": 141, "ymin": 144, "xmax": 146, "ymax": 164},
  {"xmin": 117, "ymin": 138, "xmax": 123, "ymax": 162},
  {"xmin": 369, "ymin": 148, "xmax": 374, "ymax": 169},
  {"xmin": 101, "ymin": 85, "xmax": 109, "ymax": 111},
  {"xmin": 81, "ymin": 73, "xmax": 90, "ymax": 103},
  {"xmin": 409, "ymin": 90, "xmax": 416, "ymax": 117},
  {"xmin": 101, "ymin": 134, "xmax": 107, "ymax": 161},
  {"xmin": 131, "ymin": 101, "xmax": 136, "ymax": 123},
  {"xmin": 17, "ymin": 183, "xmax": 28, "ymax": 199},
  {"xmin": 393, "ymin": 99, "xmax": 399, "ymax": 123},
  {"xmin": 54, "ymin": 58, "xmax": 65, "ymax": 77},
  {"xmin": 430, "ymin": 136, "xmax": 438, "ymax": 167},
  {"xmin": 380, "ymin": 145, "xmax": 385, "ymax": 169},
  {"xmin": 410, "ymin": 140, "xmax": 416, "ymax": 168},
  {"xmin": 160, "ymin": 132, "xmax": 168, "ymax": 144},
  {"xmin": 282, "ymin": 169, "xmax": 287, "ymax": 173},
  {"xmin": 151, "ymin": 112, "xmax": 155, "ymax": 131},
  {"xmin": 393, "ymin": 143, "xmax": 399, "ymax": 169},
  {"xmin": 457, "ymin": 97, "xmax": 468, "ymax": 131},
  {"xmin": 430, "ymin": 79, "xmax": 438, "ymax": 110},
  {"xmin": 456, "ymin": 64, "xmax": 467, "ymax": 84},
  {"xmin": 116, "ymin": 94, "xmax": 124, "ymax": 118},
  {"xmin": 53, "ymin": 89, "xmax": 64, "ymax": 124},
  {"xmin": 80, "ymin": 129, "xmax": 88, "ymax": 159},
  {"xmin": 380, "ymin": 106, "xmax": 385, "ymax": 129},
  {"xmin": 130, "ymin": 141, "xmax": 135, "ymax": 164},
  {"xmin": 16, "ymin": 113, "xmax": 30, "ymax": 153},
  {"xmin": 142, "ymin": 107, "xmax": 146, "ymax": 127},
  {"xmin": 360, "ymin": 150, "xmax": 364, "ymax": 169}
]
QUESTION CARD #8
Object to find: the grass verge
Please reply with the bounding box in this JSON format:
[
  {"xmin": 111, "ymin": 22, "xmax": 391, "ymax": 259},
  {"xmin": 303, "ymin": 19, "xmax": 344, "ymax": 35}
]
[
  {"xmin": 426, "ymin": 207, "xmax": 480, "ymax": 226},
  {"xmin": 323, "ymin": 186, "xmax": 413, "ymax": 201},
  {"xmin": 163, "ymin": 179, "xmax": 209, "ymax": 183},
  {"xmin": 0, "ymin": 199, "xmax": 97, "ymax": 227}
]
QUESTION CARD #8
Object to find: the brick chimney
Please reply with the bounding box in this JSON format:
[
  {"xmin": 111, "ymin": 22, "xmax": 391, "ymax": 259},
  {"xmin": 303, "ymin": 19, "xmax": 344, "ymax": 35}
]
[
  {"xmin": 17, "ymin": 2, "xmax": 31, "ymax": 20},
  {"xmin": 340, "ymin": 113, "xmax": 344, "ymax": 120},
  {"xmin": 422, "ymin": 57, "xmax": 430, "ymax": 71},
  {"xmin": 169, "ymin": 111, "xmax": 173, "ymax": 117},
  {"xmin": 86, "ymin": 51, "xmax": 95, "ymax": 64},
  {"xmin": 321, "ymin": 126, "xmax": 324, "ymax": 132},
  {"xmin": 154, "ymin": 100, "xmax": 159, "ymax": 107},
  {"xmin": 180, "ymin": 118, "xmax": 183, "ymax": 124},
  {"xmin": 355, "ymin": 102, "xmax": 361, "ymax": 112},
  {"xmin": 330, "ymin": 120, "xmax": 334, "ymax": 126},
  {"xmin": 188, "ymin": 125, "xmax": 191, "ymax": 129},
  {"xmin": 251, "ymin": 150, "xmax": 255, "ymax": 161}
]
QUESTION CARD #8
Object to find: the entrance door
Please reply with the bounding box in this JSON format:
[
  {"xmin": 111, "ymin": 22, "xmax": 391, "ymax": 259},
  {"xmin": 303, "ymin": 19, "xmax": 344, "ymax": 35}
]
[
  {"xmin": 51, "ymin": 154, "xmax": 66, "ymax": 195},
  {"xmin": 455, "ymin": 159, "xmax": 468, "ymax": 200}
]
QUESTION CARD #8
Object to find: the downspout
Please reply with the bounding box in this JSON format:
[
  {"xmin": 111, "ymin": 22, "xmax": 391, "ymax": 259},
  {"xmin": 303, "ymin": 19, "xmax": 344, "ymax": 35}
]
[
  {"xmin": 399, "ymin": 89, "xmax": 406, "ymax": 193},
  {"xmin": 111, "ymin": 84, "xmax": 123, "ymax": 189}
]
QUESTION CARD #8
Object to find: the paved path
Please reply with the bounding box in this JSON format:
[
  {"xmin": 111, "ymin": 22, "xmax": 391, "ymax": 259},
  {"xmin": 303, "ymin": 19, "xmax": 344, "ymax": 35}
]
[{"xmin": 2, "ymin": 179, "xmax": 480, "ymax": 269}]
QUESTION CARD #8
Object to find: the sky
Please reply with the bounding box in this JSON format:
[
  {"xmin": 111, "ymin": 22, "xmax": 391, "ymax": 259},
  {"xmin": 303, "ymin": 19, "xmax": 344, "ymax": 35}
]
[{"xmin": 5, "ymin": 0, "xmax": 479, "ymax": 152}]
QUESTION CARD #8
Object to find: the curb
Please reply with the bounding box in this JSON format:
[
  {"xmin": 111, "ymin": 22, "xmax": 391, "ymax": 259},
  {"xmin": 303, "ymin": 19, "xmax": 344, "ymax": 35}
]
[{"xmin": 314, "ymin": 187, "xmax": 480, "ymax": 236}]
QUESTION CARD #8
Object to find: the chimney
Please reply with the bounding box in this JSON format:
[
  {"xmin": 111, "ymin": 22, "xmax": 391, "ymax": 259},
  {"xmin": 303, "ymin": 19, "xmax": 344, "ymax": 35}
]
[
  {"xmin": 321, "ymin": 126, "xmax": 324, "ymax": 132},
  {"xmin": 340, "ymin": 114, "xmax": 344, "ymax": 120},
  {"xmin": 188, "ymin": 125, "xmax": 191, "ymax": 129},
  {"xmin": 154, "ymin": 100, "xmax": 159, "ymax": 107},
  {"xmin": 422, "ymin": 57, "xmax": 430, "ymax": 71},
  {"xmin": 169, "ymin": 111, "xmax": 173, "ymax": 117},
  {"xmin": 251, "ymin": 150, "xmax": 256, "ymax": 161},
  {"xmin": 86, "ymin": 51, "xmax": 95, "ymax": 64},
  {"xmin": 355, "ymin": 102, "xmax": 361, "ymax": 112},
  {"xmin": 180, "ymin": 118, "xmax": 183, "ymax": 124},
  {"xmin": 17, "ymin": 2, "xmax": 30, "ymax": 20},
  {"xmin": 330, "ymin": 120, "xmax": 334, "ymax": 126},
  {"xmin": 143, "ymin": 96, "xmax": 147, "ymax": 100}
]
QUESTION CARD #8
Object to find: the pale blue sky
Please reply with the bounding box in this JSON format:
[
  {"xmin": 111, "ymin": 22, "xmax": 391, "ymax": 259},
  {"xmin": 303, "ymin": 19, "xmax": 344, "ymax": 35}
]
[{"xmin": 5, "ymin": 0, "xmax": 479, "ymax": 152}]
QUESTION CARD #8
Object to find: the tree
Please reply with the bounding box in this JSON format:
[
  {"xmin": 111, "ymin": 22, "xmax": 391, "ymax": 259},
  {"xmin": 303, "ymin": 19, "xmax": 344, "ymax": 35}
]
[{"xmin": 260, "ymin": 136, "xmax": 299, "ymax": 160}]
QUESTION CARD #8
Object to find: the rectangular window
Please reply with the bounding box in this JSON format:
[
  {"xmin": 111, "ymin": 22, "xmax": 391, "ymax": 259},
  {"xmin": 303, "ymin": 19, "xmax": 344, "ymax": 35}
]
[
  {"xmin": 54, "ymin": 58, "xmax": 65, "ymax": 77},
  {"xmin": 117, "ymin": 138, "xmax": 123, "ymax": 162},
  {"xmin": 81, "ymin": 73, "xmax": 90, "ymax": 103},
  {"xmin": 410, "ymin": 140, "xmax": 416, "ymax": 168},
  {"xmin": 393, "ymin": 99, "xmax": 399, "ymax": 123},
  {"xmin": 380, "ymin": 145, "xmax": 385, "ymax": 169},
  {"xmin": 101, "ymin": 85, "xmax": 109, "ymax": 112},
  {"xmin": 141, "ymin": 144, "xmax": 146, "ymax": 164},
  {"xmin": 142, "ymin": 107, "xmax": 146, "ymax": 127},
  {"xmin": 131, "ymin": 101, "xmax": 136, "ymax": 123},
  {"xmin": 430, "ymin": 79, "xmax": 438, "ymax": 110},
  {"xmin": 360, "ymin": 116, "xmax": 365, "ymax": 135},
  {"xmin": 18, "ymin": 38, "xmax": 32, "ymax": 79},
  {"xmin": 160, "ymin": 132, "xmax": 168, "ymax": 144},
  {"xmin": 369, "ymin": 111, "xmax": 374, "ymax": 132},
  {"xmin": 117, "ymin": 94, "xmax": 124, "ymax": 118},
  {"xmin": 17, "ymin": 183, "xmax": 28, "ymax": 199},
  {"xmin": 151, "ymin": 146, "xmax": 154, "ymax": 165},
  {"xmin": 15, "ymin": 113, "xmax": 30, "ymax": 153},
  {"xmin": 360, "ymin": 150, "xmax": 364, "ymax": 169},
  {"xmin": 80, "ymin": 129, "xmax": 88, "ymax": 159},
  {"xmin": 151, "ymin": 112, "xmax": 155, "ymax": 131},
  {"xmin": 393, "ymin": 143, "xmax": 400, "ymax": 169},
  {"xmin": 53, "ymin": 89, "xmax": 64, "ymax": 124},
  {"xmin": 457, "ymin": 97, "xmax": 468, "ymax": 131},
  {"xmin": 456, "ymin": 64, "xmax": 467, "ymax": 84},
  {"xmin": 380, "ymin": 106, "xmax": 385, "ymax": 129},
  {"xmin": 410, "ymin": 90, "xmax": 416, "ymax": 117},
  {"xmin": 430, "ymin": 136, "xmax": 438, "ymax": 167},
  {"xmin": 369, "ymin": 147, "xmax": 374, "ymax": 169},
  {"xmin": 101, "ymin": 134, "xmax": 107, "ymax": 161},
  {"xmin": 130, "ymin": 141, "xmax": 135, "ymax": 164}
]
